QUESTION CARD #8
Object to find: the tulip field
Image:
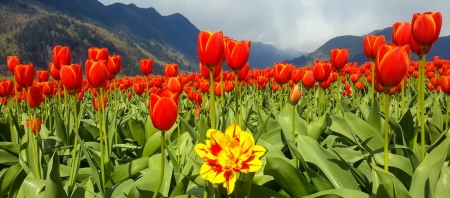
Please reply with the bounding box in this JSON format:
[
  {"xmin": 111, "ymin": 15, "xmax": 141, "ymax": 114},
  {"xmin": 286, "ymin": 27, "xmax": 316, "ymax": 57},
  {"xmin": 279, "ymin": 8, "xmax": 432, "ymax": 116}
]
[{"xmin": 0, "ymin": 12, "xmax": 449, "ymax": 198}]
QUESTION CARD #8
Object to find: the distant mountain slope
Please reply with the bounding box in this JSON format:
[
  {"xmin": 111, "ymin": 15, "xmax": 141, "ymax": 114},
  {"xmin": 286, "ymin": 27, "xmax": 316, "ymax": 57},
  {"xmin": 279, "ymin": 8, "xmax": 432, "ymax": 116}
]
[{"xmin": 285, "ymin": 27, "xmax": 450, "ymax": 66}]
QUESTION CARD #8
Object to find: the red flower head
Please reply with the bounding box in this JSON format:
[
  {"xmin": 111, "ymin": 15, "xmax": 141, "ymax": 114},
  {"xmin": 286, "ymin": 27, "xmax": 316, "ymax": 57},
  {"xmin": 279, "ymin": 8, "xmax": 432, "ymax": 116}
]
[
  {"xmin": 330, "ymin": 48, "xmax": 349, "ymax": 70},
  {"xmin": 7, "ymin": 56, "xmax": 20, "ymax": 73},
  {"xmin": 150, "ymin": 89, "xmax": 179, "ymax": 131},
  {"xmin": 60, "ymin": 64, "xmax": 83, "ymax": 94},
  {"xmin": 140, "ymin": 58, "xmax": 153, "ymax": 76},
  {"xmin": 26, "ymin": 118, "xmax": 41, "ymax": 134},
  {"xmin": 164, "ymin": 63, "xmax": 179, "ymax": 77},
  {"xmin": 392, "ymin": 22, "xmax": 412, "ymax": 46},
  {"xmin": 14, "ymin": 64, "xmax": 35, "ymax": 88},
  {"xmin": 237, "ymin": 62, "xmax": 249, "ymax": 81},
  {"xmin": 411, "ymin": 12, "xmax": 442, "ymax": 48},
  {"xmin": 363, "ymin": 35, "xmax": 385, "ymax": 61},
  {"xmin": 225, "ymin": 38, "xmax": 251, "ymax": 72},
  {"xmin": 86, "ymin": 60, "xmax": 109, "ymax": 89},
  {"xmin": 53, "ymin": 45, "xmax": 72, "ymax": 69},
  {"xmin": 273, "ymin": 62, "xmax": 292, "ymax": 84},
  {"xmin": 36, "ymin": 70, "xmax": 49, "ymax": 82},
  {"xmin": 88, "ymin": 47, "xmax": 109, "ymax": 62},
  {"xmin": 375, "ymin": 44, "xmax": 410, "ymax": 89},
  {"xmin": 198, "ymin": 30, "xmax": 224, "ymax": 69},
  {"xmin": 28, "ymin": 85, "xmax": 44, "ymax": 108},
  {"xmin": 107, "ymin": 55, "xmax": 122, "ymax": 78},
  {"xmin": 313, "ymin": 61, "xmax": 331, "ymax": 82}
]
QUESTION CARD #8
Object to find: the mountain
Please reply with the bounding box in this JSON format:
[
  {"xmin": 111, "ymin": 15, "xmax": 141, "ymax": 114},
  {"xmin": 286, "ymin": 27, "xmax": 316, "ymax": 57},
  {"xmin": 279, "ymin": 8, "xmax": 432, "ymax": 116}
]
[
  {"xmin": 285, "ymin": 27, "xmax": 450, "ymax": 66},
  {"xmin": 0, "ymin": 0, "xmax": 302, "ymax": 75},
  {"xmin": 249, "ymin": 42, "xmax": 307, "ymax": 69}
]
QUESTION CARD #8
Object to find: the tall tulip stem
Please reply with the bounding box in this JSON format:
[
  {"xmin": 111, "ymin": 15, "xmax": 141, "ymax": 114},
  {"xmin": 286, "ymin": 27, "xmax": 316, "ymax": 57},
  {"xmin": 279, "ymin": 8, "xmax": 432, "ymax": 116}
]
[
  {"xmin": 235, "ymin": 74, "xmax": 239, "ymax": 125},
  {"xmin": 209, "ymin": 69, "xmax": 216, "ymax": 129},
  {"xmin": 318, "ymin": 88, "xmax": 322, "ymax": 117},
  {"xmin": 306, "ymin": 89, "xmax": 310, "ymax": 123},
  {"xmin": 98, "ymin": 90, "xmax": 106, "ymax": 193},
  {"xmin": 278, "ymin": 86, "xmax": 283, "ymax": 111},
  {"xmin": 384, "ymin": 93, "xmax": 391, "ymax": 171},
  {"xmin": 221, "ymin": 70, "xmax": 225, "ymax": 129},
  {"xmin": 292, "ymin": 104, "xmax": 297, "ymax": 169},
  {"xmin": 419, "ymin": 53, "xmax": 426, "ymax": 161},
  {"xmin": 68, "ymin": 95, "xmax": 80, "ymax": 193},
  {"xmin": 153, "ymin": 132, "xmax": 165, "ymax": 198},
  {"xmin": 26, "ymin": 89, "xmax": 41, "ymax": 179},
  {"xmin": 401, "ymin": 80, "xmax": 405, "ymax": 116},
  {"xmin": 446, "ymin": 95, "xmax": 449, "ymax": 130},
  {"xmin": 371, "ymin": 61, "xmax": 375, "ymax": 106},
  {"xmin": 336, "ymin": 72, "xmax": 341, "ymax": 115}
]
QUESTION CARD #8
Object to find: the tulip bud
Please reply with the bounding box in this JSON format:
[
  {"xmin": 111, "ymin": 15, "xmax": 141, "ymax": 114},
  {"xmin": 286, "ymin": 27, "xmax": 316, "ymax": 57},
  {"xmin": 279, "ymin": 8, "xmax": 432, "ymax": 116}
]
[{"xmin": 290, "ymin": 85, "xmax": 301, "ymax": 105}]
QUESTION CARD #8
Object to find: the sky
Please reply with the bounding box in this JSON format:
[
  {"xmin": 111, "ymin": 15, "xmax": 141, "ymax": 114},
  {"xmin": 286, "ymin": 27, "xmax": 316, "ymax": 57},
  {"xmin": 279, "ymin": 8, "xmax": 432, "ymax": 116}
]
[{"xmin": 98, "ymin": 0, "xmax": 450, "ymax": 53}]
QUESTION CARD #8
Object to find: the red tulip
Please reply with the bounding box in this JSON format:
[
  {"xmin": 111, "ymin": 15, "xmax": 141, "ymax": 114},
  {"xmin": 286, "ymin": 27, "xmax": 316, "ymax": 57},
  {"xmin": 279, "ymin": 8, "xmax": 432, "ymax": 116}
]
[
  {"xmin": 36, "ymin": 70, "xmax": 49, "ymax": 82},
  {"xmin": 363, "ymin": 35, "xmax": 385, "ymax": 60},
  {"xmin": 0, "ymin": 80, "xmax": 14, "ymax": 97},
  {"xmin": 392, "ymin": 22, "xmax": 412, "ymax": 46},
  {"xmin": 375, "ymin": 44, "xmax": 410, "ymax": 89},
  {"xmin": 107, "ymin": 55, "xmax": 122, "ymax": 77},
  {"xmin": 440, "ymin": 75, "xmax": 450, "ymax": 94},
  {"xmin": 291, "ymin": 69, "xmax": 302, "ymax": 83},
  {"xmin": 133, "ymin": 82, "xmax": 145, "ymax": 95},
  {"xmin": 76, "ymin": 90, "xmax": 84, "ymax": 100},
  {"xmin": 411, "ymin": 12, "xmax": 442, "ymax": 48},
  {"xmin": 198, "ymin": 30, "xmax": 224, "ymax": 69},
  {"xmin": 88, "ymin": 47, "xmax": 108, "ymax": 62},
  {"xmin": 60, "ymin": 64, "xmax": 83, "ymax": 93},
  {"xmin": 273, "ymin": 62, "xmax": 292, "ymax": 84},
  {"xmin": 195, "ymin": 92, "xmax": 203, "ymax": 105},
  {"xmin": 52, "ymin": 45, "xmax": 72, "ymax": 69},
  {"xmin": 140, "ymin": 58, "xmax": 153, "ymax": 76},
  {"xmin": 26, "ymin": 118, "xmax": 41, "ymax": 134},
  {"xmin": 7, "ymin": 56, "xmax": 20, "ymax": 73},
  {"xmin": 164, "ymin": 63, "xmax": 178, "ymax": 77},
  {"xmin": 14, "ymin": 64, "xmax": 35, "ymax": 88},
  {"xmin": 225, "ymin": 39, "xmax": 251, "ymax": 72},
  {"xmin": 313, "ymin": 61, "xmax": 331, "ymax": 82},
  {"xmin": 214, "ymin": 82, "xmax": 223, "ymax": 96},
  {"xmin": 28, "ymin": 85, "xmax": 44, "ymax": 108},
  {"xmin": 200, "ymin": 62, "xmax": 221, "ymax": 81},
  {"xmin": 40, "ymin": 82, "xmax": 54, "ymax": 96},
  {"xmin": 49, "ymin": 62, "xmax": 61, "ymax": 81},
  {"xmin": 150, "ymin": 89, "xmax": 179, "ymax": 131},
  {"xmin": 92, "ymin": 96, "xmax": 108, "ymax": 111},
  {"xmin": 302, "ymin": 70, "xmax": 316, "ymax": 89},
  {"xmin": 86, "ymin": 60, "xmax": 108, "ymax": 89},
  {"xmin": 238, "ymin": 62, "xmax": 249, "ymax": 81},
  {"xmin": 167, "ymin": 77, "xmax": 183, "ymax": 95},
  {"xmin": 320, "ymin": 76, "xmax": 332, "ymax": 89},
  {"xmin": 330, "ymin": 48, "xmax": 349, "ymax": 70}
]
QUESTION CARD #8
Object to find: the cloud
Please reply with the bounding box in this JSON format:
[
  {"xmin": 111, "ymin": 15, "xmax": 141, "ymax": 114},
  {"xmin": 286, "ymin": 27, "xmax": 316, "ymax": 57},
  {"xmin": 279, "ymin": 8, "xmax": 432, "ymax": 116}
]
[{"xmin": 98, "ymin": 0, "xmax": 450, "ymax": 52}]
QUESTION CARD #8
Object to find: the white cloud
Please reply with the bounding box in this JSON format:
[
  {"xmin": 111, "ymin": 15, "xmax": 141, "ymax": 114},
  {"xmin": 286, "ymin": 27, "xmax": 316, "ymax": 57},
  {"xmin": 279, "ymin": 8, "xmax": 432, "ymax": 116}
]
[{"xmin": 98, "ymin": 0, "xmax": 450, "ymax": 52}]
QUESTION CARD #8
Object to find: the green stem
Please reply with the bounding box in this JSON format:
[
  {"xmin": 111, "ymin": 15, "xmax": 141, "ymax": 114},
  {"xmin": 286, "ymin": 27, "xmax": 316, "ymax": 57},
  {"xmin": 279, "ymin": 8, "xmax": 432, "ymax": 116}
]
[
  {"xmin": 446, "ymin": 95, "xmax": 449, "ymax": 130},
  {"xmin": 336, "ymin": 72, "xmax": 341, "ymax": 115},
  {"xmin": 371, "ymin": 61, "xmax": 375, "ymax": 106},
  {"xmin": 292, "ymin": 104, "xmax": 297, "ymax": 169},
  {"xmin": 177, "ymin": 97, "xmax": 181, "ymax": 163},
  {"xmin": 235, "ymin": 74, "xmax": 239, "ymax": 124},
  {"xmin": 278, "ymin": 86, "xmax": 283, "ymax": 111},
  {"xmin": 68, "ymin": 95, "xmax": 79, "ymax": 193},
  {"xmin": 384, "ymin": 93, "xmax": 391, "ymax": 171},
  {"xmin": 100, "ymin": 89, "xmax": 109, "ymax": 162},
  {"xmin": 306, "ymin": 89, "xmax": 310, "ymax": 123},
  {"xmin": 401, "ymin": 80, "xmax": 405, "ymax": 116},
  {"xmin": 318, "ymin": 88, "xmax": 322, "ymax": 117},
  {"xmin": 153, "ymin": 132, "xmax": 165, "ymax": 198},
  {"xmin": 220, "ymin": 70, "xmax": 224, "ymax": 130},
  {"xmin": 420, "ymin": 53, "xmax": 426, "ymax": 161},
  {"xmin": 209, "ymin": 69, "xmax": 216, "ymax": 129},
  {"xmin": 98, "ymin": 90, "xmax": 106, "ymax": 193},
  {"xmin": 64, "ymin": 88, "xmax": 69, "ymax": 144},
  {"xmin": 26, "ymin": 89, "xmax": 41, "ymax": 179}
]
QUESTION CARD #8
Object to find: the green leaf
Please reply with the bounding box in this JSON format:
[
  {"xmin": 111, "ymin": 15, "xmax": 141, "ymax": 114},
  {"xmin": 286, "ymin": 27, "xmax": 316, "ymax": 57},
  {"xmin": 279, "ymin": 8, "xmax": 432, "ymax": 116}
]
[
  {"xmin": 371, "ymin": 164, "xmax": 412, "ymax": 198},
  {"xmin": 169, "ymin": 176, "xmax": 189, "ymax": 197},
  {"xmin": 53, "ymin": 106, "xmax": 67, "ymax": 146},
  {"xmin": 434, "ymin": 163, "xmax": 450, "ymax": 197},
  {"xmin": 344, "ymin": 112, "xmax": 384, "ymax": 151},
  {"xmin": 128, "ymin": 119, "xmax": 146, "ymax": 146},
  {"xmin": 307, "ymin": 114, "xmax": 328, "ymax": 140},
  {"xmin": 431, "ymin": 97, "xmax": 443, "ymax": 131},
  {"xmin": 77, "ymin": 134, "xmax": 103, "ymax": 196},
  {"xmin": 38, "ymin": 152, "xmax": 67, "ymax": 198},
  {"xmin": 278, "ymin": 104, "xmax": 308, "ymax": 142},
  {"xmin": 0, "ymin": 164, "xmax": 22, "ymax": 197},
  {"xmin": 329, "ymin": 115, "xmax": 354, "ymax": 144},
  {"xmin": 409, "ymin": 137, "xmax": 450, "ymax": 198},
  {"xmin": 289, "ymin": 136, "xmax": 359, "ymax": 189},
  {"xmin": 18, "ymin": 174, "xmax": 45, "ymax": 197},
  {"xmin": 0, "ymin": 149, "xmax": 19, "ymax": 165},
  {"xmin": 303, "ymin": 189, "xmax": 370, "ymax": 198},
  {"xmin": 106, "ymin": 157, "xmax": 149, "ymax": 188},
  {"xmin": 142, "ymin": 132, "xmax": 162, "ymax": 157},
  {"xmin": 368, "ymin": 100, "xmax": 382, "ymax": 135},
  {"xmin": 264, "ymin": 152, "xmax": 317, "ymax": 197},
  {"xmin": 180, "ymin": 117, "xmax": 203, "ymax": 143}
]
